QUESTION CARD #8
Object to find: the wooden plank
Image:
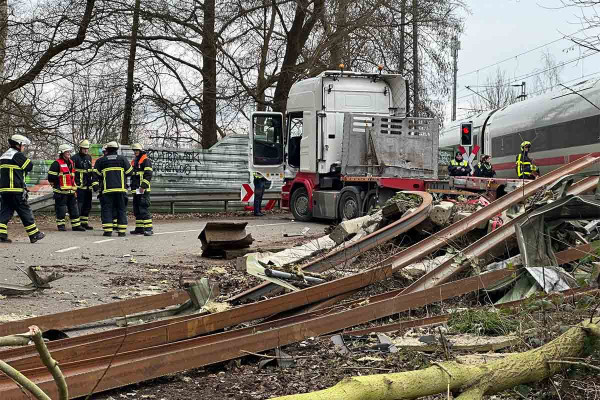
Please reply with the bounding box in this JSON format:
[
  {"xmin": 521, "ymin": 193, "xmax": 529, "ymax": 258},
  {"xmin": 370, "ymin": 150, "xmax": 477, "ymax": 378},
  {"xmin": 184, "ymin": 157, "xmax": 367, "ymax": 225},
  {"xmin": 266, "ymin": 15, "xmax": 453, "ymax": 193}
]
[{"xmin": 0, "ymin": 290, "xmax": 190, "ymax": 336}]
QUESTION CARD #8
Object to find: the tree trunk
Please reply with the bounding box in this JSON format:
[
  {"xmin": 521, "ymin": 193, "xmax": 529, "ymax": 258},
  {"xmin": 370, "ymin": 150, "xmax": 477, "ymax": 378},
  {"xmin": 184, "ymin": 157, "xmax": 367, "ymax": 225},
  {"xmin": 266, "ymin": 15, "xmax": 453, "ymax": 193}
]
[
  {"xmin": 201, "ymin": 0, "xmax": 218, "ymax": 149},
  {"xmin": 399, "ymin": 0, "xmax": 405, "ymax": 75},
  {"xmin": 0, "ymin": 0, "xmax": 8, "ymax": 142},
  {"xmin": 271, "ymin": 0, "xmax": 325, "ymax": 114},
  {"xmin": 273, "ymin": 320, "xmax": 600, "ymax": 400},
  {"xmin": 411, "ymin": 0, "xmax": 419, "ymax": 115},
  {"xmin": 120, "ymin": 0, "xmax": 141, "ymax": 145}
]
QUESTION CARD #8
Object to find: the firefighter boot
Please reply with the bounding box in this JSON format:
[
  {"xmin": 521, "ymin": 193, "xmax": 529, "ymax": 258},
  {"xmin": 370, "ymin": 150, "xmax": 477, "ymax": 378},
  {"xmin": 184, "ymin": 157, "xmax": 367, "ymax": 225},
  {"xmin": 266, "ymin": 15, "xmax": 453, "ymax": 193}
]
[
  {"xmin": 30, "ymin": 232, "xmax": 45, "ymax": 244},
  {"xmin": 72, "ymin": 226, "xmax": 86, "ymax": 232},
  {"xmin": 130, "ymin": 228, "xmax": 144, "ymax": 235},
  {"xmin": 144, "ymin": 229, "xmax": 153, "ymax": 236},
  {"xmin": 0, "ymin": 236, "xmax": 12, "ymax": 243}
]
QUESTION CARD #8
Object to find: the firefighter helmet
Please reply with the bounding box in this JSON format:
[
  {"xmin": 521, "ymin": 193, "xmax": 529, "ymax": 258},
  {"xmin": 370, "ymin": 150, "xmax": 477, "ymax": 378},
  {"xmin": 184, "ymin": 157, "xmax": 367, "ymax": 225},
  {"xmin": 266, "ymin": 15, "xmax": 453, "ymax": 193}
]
[
  {"xmin": 131, "ymin": 143, "xmax": 143, "ymax": 151},
  {"xmin": 58, "ymin": 144, "xmax": 73, "ymax": 154},
  {"xmin": 520, "ymin": 141, "xmax": 532, "ymax": 150},
  {"xmin": 79, "ymin": 139, "xmax": 90, "ymax": 149},
  {"xmin": 105, "ymin": 141, "xmax": 119, "ymax": 149},
  {"xmin": 8, "ymin": 134, "xmax": 31, "ymax": 146}
]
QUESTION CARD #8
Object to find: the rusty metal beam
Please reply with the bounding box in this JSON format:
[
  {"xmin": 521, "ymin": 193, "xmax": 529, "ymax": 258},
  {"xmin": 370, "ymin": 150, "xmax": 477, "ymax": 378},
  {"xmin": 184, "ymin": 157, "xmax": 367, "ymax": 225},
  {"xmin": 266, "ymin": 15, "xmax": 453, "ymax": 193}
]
[
  {"xmin": 377, "ymin": 155, "xmax": 599, "ymax": 276},
  {"xmin": 0, "ymin": 269, "xmax": 513, "ymax": 399},
  {"xmin": 555, "ymin": 241, "xmax": 600, "ymax": 264},
  {"xmin": 230, "ymin": 191, "xmax": 433, "ymax": 303},
  {"xmin": 0, "ymin": 290, "xmax": 190, "ymax": 336},
  {"xmin": 341, "ymin": 287, "xmax": 600, "ymax": 336},
  {"xmin": 1, "ymin": 265, "xmax": 394, "ymax": 369},
  {"xmin": 403, "ymin": 170, "xmax": 600, "ymax": 294}
]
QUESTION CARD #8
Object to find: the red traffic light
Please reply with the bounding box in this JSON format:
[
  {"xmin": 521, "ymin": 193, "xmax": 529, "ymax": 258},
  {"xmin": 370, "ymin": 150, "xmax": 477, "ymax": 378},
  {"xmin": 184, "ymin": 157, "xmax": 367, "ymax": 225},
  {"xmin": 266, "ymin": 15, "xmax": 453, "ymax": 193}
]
[{"xmin": 462, "ymin": 126, "xmax": 470, "ymax": 134}]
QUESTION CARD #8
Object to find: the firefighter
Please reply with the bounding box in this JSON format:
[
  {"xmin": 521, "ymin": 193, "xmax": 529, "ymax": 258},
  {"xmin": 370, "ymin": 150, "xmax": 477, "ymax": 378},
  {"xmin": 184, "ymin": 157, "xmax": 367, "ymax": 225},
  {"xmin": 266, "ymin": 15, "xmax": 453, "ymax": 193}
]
[
  {"xmin": 252, "ymin": 171, "xmax": 266, "ymax": 216},
  {"xmin": 474, "ymin": 155, "xmax": 496, "ymax": 178},
  {"xmin": 516, "ymin": 141, "xmax": 538, "ymax": 180},
  {"xmin": 48, "ymin": 144, "xmax": 86, "ymax": 232},
  {"xmin": 94, "ymin": 141, "xmax": 133, "ymax": 237},
  {"xmin": 448, "ymin": 152, "xmax": 471, "ymax": 177},
  {"xmin": 71, "ymin": 139, "xmax": 98, "ymax": 229},
  {"xmin": 0, "ymin": 134, "xmax": 45, "ymax": 243},
  {"xmin": 130, "ymin": 143, "xmax": 153, "ymax": 236}
]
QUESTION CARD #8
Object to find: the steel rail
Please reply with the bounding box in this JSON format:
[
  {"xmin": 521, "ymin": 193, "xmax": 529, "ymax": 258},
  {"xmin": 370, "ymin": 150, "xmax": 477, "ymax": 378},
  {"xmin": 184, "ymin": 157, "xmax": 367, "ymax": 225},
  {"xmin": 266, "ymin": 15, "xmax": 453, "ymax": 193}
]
[
  {"xmin": 0, "ymin": 290, "xmax": 190, "ymax": 336},
  {"xmin": 403, "ymin": 174, "xmax": 600, "ymax": 294},
  {"xmin": 0, "ymin": 269, "xmax": 513, "ymax": 399},
  {"xmin": 229, "ymin": 191, "xmax": 434, "ymax": 303},
  {"xmin": 342, "ymin": 287, "xmax": 600, "ymax": 336},
  {"xmin": 377, "ymin": 155, "xmax": 599, "ymax": 274},
  {"xmin": 0, "ymin": 266, "xmax": 394, "ymax": 368}
]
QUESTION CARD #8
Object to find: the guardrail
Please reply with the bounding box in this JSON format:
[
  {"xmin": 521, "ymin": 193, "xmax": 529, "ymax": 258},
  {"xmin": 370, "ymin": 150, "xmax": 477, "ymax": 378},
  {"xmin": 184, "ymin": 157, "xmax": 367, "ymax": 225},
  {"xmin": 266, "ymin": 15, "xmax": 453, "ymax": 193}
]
[{"xmin": 29, "ymin": 190, "xmax": 281, "ymax": 214}]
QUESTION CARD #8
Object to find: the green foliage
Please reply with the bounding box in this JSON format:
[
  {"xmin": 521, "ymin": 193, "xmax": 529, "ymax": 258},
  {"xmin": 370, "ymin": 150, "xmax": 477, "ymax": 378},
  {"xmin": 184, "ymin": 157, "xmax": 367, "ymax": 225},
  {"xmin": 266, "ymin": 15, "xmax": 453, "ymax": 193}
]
[{"xmin": 448, "ymin": 309, "xmax": 519, "ymax": 336}]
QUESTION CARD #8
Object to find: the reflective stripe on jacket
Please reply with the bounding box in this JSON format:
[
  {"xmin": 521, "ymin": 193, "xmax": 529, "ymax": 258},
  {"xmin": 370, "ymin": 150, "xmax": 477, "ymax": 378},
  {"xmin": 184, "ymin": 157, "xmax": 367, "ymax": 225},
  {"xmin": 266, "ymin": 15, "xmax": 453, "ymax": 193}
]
[
  {"xmin": 130, "ymin": 153, "xmax": 153, "ymax": 192},
  {"xmin": 0, "ymin": 148, "xmax": 32, "ymax": 193},
  {"xmin": 48, "ymin": 158, "xmax": 76, "ymax": 194}
]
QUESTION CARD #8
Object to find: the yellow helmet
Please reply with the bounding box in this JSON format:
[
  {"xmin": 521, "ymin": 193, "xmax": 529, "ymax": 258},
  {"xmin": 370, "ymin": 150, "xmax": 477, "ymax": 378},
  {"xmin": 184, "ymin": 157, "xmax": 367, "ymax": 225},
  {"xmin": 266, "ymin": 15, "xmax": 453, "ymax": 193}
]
[
  {"xmin": 79, "ymin": 139, "xmax": 90, "ymax": 149},
  {"xmin": 131, "ymin": 143, "xmax": 143, "ymax": 151},
  {"xmin": 520, "ymin": 141, "xmax": 531, "ymax": 151}
]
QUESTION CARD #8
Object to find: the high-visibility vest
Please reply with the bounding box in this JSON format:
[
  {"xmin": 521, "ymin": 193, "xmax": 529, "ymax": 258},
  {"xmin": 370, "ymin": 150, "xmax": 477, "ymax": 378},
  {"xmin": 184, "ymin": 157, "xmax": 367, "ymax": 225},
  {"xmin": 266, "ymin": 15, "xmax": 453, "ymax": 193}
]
[
  {"xmin": 55, "ymin": 158, "xmax": 76, "ymax": 193},
  {"xmin": 516, "ymin": 153, "xmax": 536, "ymax": 177},
  {"xmin": 450, "ymin": 160, "xmax": 468, "ymax": 167}
]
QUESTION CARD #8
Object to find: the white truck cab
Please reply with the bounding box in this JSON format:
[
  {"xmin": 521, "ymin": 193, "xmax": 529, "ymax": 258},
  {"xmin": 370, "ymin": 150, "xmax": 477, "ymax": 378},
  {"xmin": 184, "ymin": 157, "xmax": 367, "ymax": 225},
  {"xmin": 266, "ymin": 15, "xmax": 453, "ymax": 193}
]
[{"xmin": 249, "ymin": 70, "xmax": 438, "ymax": 221}]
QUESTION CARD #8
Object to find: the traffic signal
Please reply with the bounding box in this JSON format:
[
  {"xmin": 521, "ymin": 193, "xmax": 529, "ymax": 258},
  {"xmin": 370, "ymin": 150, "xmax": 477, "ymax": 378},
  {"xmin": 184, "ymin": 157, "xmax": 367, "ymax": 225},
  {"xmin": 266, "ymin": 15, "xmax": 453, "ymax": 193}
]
[{"xmin": 460, "ymin": 122, "xmax": 473, "ymax": 146}]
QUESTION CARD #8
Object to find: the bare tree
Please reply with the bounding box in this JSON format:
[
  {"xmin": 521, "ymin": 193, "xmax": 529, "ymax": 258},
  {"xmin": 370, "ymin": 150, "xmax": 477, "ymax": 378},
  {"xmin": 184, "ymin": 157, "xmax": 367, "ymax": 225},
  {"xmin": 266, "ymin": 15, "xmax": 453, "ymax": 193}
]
[{"xmin": 467, "ymin": 68, "xmax": 518, "ymax": 113}]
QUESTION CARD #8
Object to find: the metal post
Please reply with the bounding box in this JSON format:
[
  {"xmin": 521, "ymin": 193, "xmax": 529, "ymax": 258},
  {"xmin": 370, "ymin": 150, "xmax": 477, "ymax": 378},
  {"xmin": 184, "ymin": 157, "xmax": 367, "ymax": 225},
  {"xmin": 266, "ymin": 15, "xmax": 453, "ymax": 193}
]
[
  {"xmin": 224, "ymin": 200, "xmax": 228, "ymax": 212},
  {"xmin": 170, "ymin": 202, "xmax": 175, "ymax": 215},
  {"xmin": 451, "ymin": 36, "xmax": 460, "ymax": 121}
]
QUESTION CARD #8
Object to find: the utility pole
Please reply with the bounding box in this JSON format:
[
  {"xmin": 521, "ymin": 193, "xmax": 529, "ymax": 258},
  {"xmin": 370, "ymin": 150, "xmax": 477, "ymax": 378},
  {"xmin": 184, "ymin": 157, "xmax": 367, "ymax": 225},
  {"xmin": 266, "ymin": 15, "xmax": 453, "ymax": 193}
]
[
  {"xmin": 451, "ymin": 36, "xmax": 460, "ymax": 121},
  {"xmin": 412, "ymin": 0, "xmax": 419, "ymax": 115}
]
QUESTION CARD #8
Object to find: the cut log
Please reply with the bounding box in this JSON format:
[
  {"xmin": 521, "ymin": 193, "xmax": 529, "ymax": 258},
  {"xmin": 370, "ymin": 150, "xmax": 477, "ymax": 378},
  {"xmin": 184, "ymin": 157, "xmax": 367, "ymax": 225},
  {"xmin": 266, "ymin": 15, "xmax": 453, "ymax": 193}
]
[
  {"xmin": 429, "ymin": 201, "xmax": 455, "ymax": 226},
  {"xmin": 274, "ymin": 319, "xmax": 600, "ymax": 400}
]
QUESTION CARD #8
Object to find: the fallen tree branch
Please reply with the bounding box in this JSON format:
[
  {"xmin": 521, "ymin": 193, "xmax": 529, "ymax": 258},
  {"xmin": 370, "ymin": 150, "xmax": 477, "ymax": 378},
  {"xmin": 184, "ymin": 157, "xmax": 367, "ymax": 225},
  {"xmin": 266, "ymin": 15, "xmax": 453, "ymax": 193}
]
[
  {"xmin": 0, "ymin": 358, "xmax": 52, "ymax": 400},
  {"xmin": 546, "ymin": 360, "xmax": 600, "ymax": 373},
  {"xmin": 273, "ymin": 319, "xmax": 600, "ymax": 400},
  {"xmin": 29, "ymin": 326, "xmax": 68, "ymax": 400}
]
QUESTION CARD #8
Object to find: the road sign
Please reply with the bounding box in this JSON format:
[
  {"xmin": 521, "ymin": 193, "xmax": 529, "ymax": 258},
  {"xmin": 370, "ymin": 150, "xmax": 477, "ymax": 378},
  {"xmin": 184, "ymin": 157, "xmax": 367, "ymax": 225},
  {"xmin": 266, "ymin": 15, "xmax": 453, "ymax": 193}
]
[{"xmin": 241, "ymin": 184, "xmax": 254, "ymax": 202}]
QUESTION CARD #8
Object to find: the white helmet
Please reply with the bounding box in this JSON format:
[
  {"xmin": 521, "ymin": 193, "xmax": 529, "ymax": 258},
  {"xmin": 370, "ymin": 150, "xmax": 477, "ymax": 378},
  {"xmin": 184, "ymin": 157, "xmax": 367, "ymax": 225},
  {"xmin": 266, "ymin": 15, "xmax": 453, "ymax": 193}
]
[
  {"xmin": 9, "ymin": 134, "xmax": 31, "ymax": 146},
  {"xmin": 58, "ymin": 144, "xmax": 73, "ymax": 154},
  {"xmin": 105, "ymin": 141, "xmax": 119, "ymax": 149},
  {"xmin": 131, "ymin": 143, "xmax": 143, "ymax": 151}
]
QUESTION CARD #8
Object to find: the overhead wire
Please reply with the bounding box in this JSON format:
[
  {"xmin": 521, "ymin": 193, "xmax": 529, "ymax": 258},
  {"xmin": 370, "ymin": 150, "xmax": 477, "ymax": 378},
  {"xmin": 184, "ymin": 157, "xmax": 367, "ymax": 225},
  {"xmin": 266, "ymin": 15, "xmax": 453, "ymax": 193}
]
[{"xmin": 457, "ymin": 26, "xmax": 591, "ymax": 78}]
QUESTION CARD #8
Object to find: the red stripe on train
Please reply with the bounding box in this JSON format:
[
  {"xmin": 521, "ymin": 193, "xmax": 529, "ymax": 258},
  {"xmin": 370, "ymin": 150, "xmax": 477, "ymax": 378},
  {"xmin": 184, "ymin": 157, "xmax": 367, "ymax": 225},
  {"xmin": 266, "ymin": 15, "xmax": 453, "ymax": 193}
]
[{"xmin": 493, "ymin": 152, "xmax": 600, "ymax": 171}]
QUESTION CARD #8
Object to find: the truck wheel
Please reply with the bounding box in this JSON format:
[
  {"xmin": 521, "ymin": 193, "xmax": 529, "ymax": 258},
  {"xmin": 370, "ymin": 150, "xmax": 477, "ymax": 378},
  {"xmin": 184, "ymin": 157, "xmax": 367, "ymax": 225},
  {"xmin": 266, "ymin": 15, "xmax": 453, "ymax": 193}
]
[
  {"xmin": 362, "ymin": 189, "xmax": 378, "ymax": 215},
  {"xmin": 290, "ymin": 187, "xmax": 312, "ymax": 222},
  {"xmin": 339, "ymin": 191, "xmax": 360, "ymax": 220}
]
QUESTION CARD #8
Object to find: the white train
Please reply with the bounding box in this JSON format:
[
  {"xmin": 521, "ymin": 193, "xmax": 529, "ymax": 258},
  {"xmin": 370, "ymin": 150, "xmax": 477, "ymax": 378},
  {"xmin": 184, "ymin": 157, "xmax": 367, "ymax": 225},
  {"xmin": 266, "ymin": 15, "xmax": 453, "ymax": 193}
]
[{"xmin": 439, "ymin": 78, "xmax": 600, "ymax": 178}]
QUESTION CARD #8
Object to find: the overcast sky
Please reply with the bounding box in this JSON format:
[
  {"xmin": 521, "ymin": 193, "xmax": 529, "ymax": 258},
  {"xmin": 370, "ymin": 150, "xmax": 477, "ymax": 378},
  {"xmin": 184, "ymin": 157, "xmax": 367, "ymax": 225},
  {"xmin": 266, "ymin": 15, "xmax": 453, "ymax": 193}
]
[{"xmin": 453, "ymin": 0, "xmax": 600, "ymax": 120}]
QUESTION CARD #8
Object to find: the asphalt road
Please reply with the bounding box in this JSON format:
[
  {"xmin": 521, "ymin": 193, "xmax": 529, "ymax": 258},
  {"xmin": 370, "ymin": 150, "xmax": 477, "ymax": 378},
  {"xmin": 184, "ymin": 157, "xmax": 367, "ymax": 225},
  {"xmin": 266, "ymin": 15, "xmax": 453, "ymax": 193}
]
[{"xmin": 0, "ymin": 215, "xmax": 328, "ymax": 267}]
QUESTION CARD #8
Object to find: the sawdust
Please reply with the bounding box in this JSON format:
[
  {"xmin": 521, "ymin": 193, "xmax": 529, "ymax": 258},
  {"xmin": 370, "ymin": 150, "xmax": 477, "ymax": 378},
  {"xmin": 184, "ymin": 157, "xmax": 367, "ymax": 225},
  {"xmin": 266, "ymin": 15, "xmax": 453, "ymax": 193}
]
[
  {"xmin": 207, "ymin": 266, "xmax": 227, "ymax": 275},
  {"xmin": 202, "ymin": 300, "xmax": 231, "ymax": 313}
]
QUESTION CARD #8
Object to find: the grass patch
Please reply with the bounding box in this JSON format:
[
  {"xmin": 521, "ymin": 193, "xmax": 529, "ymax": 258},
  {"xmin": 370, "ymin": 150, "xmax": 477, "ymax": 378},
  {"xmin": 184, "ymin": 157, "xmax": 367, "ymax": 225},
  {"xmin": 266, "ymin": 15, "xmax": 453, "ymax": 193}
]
[{"xmin": 448, "ymin": 309, "xmax": 519, "ymax": 336}]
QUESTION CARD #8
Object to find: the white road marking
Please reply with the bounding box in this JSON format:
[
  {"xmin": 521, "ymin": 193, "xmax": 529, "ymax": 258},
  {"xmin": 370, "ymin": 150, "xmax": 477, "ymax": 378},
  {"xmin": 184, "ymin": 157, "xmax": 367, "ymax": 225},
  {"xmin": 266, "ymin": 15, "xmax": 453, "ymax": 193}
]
[
  {"xmin": 248, "ymin": 222, "xmax": 295, "ymax": 228},
  {"xmin": 154, "ymin": 229, "xmax": 202, "ymax": 236},
  {"xmin": 94, "ymin": 239, "xmax": 116, "ymax": 244},
  {"xmin": 55, "ymin": 246, "xmax": 80, "ymax": 253}
]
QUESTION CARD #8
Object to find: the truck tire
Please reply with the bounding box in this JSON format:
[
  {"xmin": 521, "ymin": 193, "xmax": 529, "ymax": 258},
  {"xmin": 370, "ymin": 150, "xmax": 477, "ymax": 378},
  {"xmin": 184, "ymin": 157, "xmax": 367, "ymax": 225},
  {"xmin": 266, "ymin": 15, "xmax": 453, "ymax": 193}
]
[
  {"xmin": 290, "ymin": 187, "xmax": 312, "ymax": 222},
  {"xmin": 362, "ymin": 189, "xmax": 378, "ymax": 215},
  {"xmin": 339, "ymin": 190, "xmax": 360, "ymax": 220}
]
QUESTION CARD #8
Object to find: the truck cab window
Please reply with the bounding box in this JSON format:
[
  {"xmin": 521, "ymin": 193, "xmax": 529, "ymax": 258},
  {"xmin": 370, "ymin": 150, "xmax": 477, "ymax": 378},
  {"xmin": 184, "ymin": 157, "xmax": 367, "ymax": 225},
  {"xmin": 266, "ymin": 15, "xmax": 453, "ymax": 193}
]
[
  {"xmin": 288, "ymin": 112, "xmax": 302, "ymax": 168},
  {"xmin": 253, "ymin": 115, "xmax": 283, "ymax": 165}
]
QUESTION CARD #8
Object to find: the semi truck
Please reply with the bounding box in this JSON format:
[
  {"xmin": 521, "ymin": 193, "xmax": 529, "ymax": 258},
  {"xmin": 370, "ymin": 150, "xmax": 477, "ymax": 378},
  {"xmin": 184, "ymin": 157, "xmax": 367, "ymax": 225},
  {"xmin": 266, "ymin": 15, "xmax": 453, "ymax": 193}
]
[{"xmin": 248, "ymin": 69, "xmax": 440, "ymax": 221}]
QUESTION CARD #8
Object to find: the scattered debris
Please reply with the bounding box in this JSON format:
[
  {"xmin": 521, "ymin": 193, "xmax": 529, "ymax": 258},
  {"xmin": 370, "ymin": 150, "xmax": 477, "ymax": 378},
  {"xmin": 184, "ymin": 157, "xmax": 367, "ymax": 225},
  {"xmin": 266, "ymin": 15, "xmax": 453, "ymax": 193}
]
[
  {"xmin": 0, "ymin": 266, "xmax": 64, "ymax": 296},
  {"xmin": 199, "ymin": 221, "xmax": 254, "ymax": 258}
]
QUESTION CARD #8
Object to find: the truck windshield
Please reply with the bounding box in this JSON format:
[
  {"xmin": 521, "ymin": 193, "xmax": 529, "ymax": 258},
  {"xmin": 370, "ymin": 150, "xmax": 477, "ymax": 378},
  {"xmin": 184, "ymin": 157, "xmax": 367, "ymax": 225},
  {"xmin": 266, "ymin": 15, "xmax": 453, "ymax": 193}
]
[{"xmin": 253, "ymin": 114, "xmax": 283, "ymax": 165}]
